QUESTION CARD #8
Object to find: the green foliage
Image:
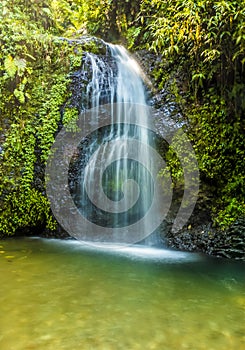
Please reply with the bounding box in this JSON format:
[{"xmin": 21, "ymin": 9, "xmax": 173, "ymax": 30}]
[
  {"xmin": 187, "ymin": 93, "xmax": 245, "ymax": 227},
  {"xmin": 138, "ymin": 0, "xmax": 245, "ymax": 91},
  {"xmin": 68, "ymin": 0, "xmax": 141, "ymax": 41},
  {"xmin": 62, "ymin": 107, "xmax": 80, "ymax": 132},
  {"xmin": 134, "ymin": 0, "xmax": 245, "ymax": 227},
  {"xmin": 0, "ymin": 1, "xmax": 82, "ymax": 235},
  {"xmin": 125, "ymin": 26, "xmax": 142, "ymax": 49}
]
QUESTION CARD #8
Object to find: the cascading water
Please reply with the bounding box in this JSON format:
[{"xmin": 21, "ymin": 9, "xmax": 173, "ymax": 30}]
[
  {"xmin": 47, "ymin": 38, "xmax": 199, "ymax": 245},
  {"xmin": 70, "ymin": 40, "xmax": 163, "ymax": 244}
]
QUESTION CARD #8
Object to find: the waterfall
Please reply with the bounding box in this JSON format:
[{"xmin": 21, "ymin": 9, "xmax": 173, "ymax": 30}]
[
  {"xmin": 72, "ymin": 41, "xmax": 159, "ymax": 244},
  {"xmin": 46, "ymin": 39, "xmax": 199, "ymax": 245}
]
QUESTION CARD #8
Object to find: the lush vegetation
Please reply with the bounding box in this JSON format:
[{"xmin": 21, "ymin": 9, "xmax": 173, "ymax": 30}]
[
  {"xmin": 0, "ymin": 0, "xmax": 80, "ymax": 234},
  {"xmin": 0, "ymin": 0, "xmax": 244, "ymax": 235},
  {"xmin": 128, "ymin": 0, "xmax": 245, "ymax": 228}
]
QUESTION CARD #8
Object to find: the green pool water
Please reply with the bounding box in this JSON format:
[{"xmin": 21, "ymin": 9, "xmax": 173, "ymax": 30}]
[{"xmin": 0, "ymin": 237, "xmax": 244, "ymax": 350}]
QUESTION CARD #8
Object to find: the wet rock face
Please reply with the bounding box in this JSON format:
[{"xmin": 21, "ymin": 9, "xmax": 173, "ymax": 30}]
[
  {"xmin": 216, "ymin": 218, "xmax": 245, "ymax": 260},
  {"xmin": 163, "ymin": 216, "xmax": 245, "ymax": 261},
  {"xmin": 68, "ymin": 52, "xmax": 117, "ymax": 112},
  {"xmin": 67, "ymin": 36, "xmax": 116, "ymax": 112}
]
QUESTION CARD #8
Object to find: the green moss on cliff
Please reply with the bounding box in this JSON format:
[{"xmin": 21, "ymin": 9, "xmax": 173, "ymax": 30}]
[
  {"xmin": 0, "ymin": 3, "xmax": 80, "ymax": 235},
  {"xmin": 130, "ymin": 0, "xmax": 245, "ymax": 228}
]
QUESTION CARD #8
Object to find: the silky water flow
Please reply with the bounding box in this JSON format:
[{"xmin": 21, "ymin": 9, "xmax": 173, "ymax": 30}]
[{"xmin": 73, "ymin": 43, "xmax": 156, "ymax": 243}]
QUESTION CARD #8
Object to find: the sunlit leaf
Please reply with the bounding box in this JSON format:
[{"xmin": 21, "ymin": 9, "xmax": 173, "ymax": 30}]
[{"xmin": 4, "ymin": 55, "xmax": 17, "ymax": 78}]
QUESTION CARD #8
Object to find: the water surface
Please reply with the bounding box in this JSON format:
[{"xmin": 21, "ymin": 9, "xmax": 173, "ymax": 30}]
[{"xmin": 0, "ymin": 238, "xmax": 244, "ymax": 349}]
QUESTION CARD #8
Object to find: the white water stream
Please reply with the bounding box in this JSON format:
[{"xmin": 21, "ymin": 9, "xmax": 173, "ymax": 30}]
[{"xmin": 76, "ymin": 43, "xmax": 155, "ymax": 239}]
